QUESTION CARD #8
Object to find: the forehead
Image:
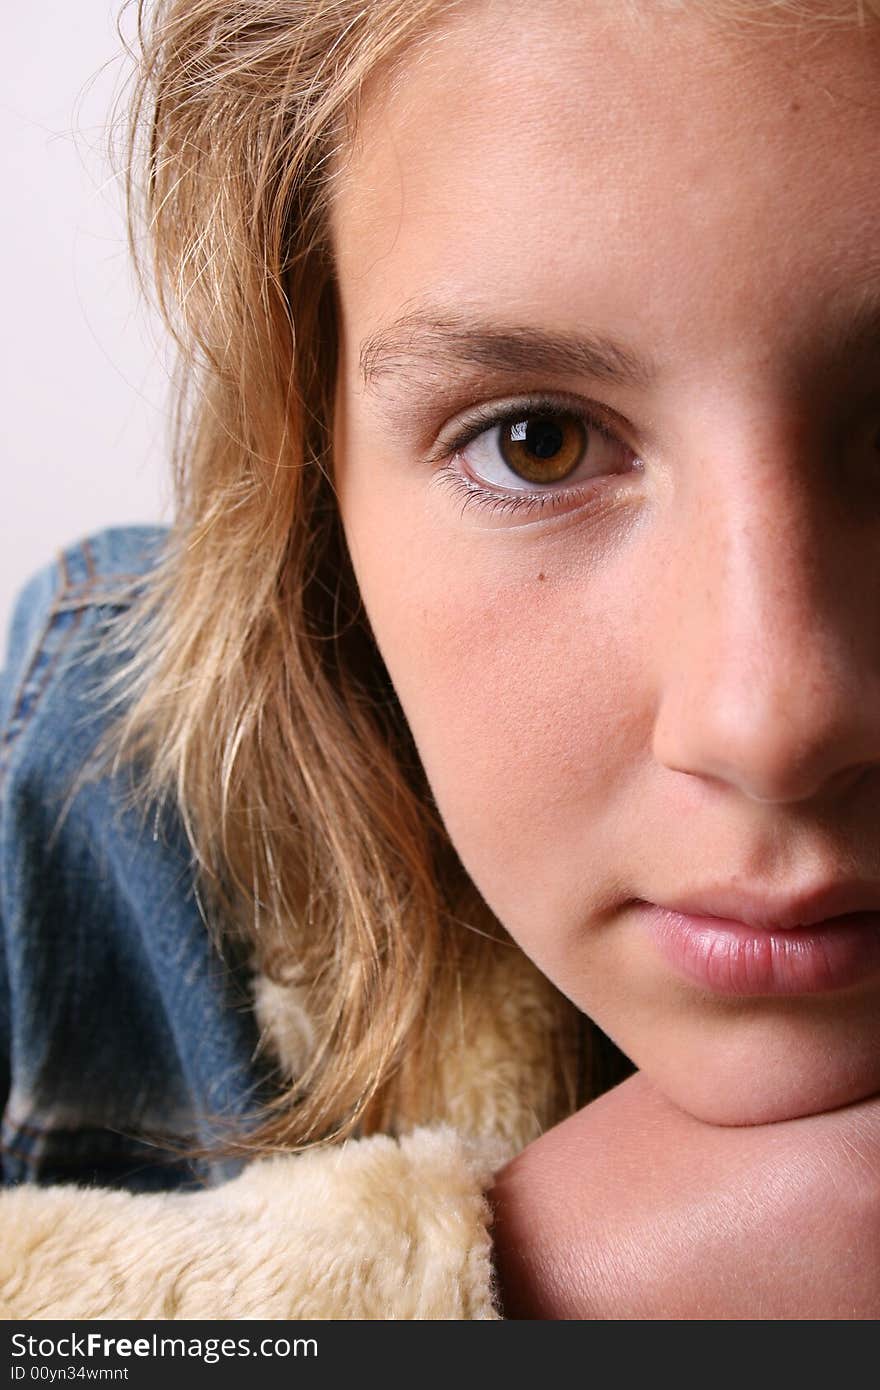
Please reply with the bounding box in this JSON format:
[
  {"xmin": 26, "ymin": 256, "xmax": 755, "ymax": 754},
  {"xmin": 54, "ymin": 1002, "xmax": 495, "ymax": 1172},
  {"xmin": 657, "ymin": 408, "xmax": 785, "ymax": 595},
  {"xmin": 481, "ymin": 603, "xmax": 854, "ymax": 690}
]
[{"xmin": 329, "ymin": 1, "xmax": 880, "ymax": 365}]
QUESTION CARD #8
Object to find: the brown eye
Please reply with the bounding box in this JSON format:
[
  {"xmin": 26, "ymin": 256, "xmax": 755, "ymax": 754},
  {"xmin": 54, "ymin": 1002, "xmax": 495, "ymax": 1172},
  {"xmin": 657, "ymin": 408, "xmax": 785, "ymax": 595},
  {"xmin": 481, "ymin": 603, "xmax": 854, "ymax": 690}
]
[{"xmin": 499, "ymin": 413, "xmax": 588, "ymax": 484}]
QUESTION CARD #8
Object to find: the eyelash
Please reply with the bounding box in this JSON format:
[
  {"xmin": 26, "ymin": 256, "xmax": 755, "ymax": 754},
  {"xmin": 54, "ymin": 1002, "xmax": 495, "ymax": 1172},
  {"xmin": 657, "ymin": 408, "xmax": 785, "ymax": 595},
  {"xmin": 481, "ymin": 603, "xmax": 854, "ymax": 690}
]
[{"xmin": 428, "ymin": 393, "xmax": 635, "ymax": 520}]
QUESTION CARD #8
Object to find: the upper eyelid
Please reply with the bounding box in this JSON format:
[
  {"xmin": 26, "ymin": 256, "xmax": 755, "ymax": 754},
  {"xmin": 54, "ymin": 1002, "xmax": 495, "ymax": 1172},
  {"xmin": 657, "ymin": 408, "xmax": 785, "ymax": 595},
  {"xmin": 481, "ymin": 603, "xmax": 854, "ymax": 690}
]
[{"xmin": 427, "ymin": 391, "xmax": 632, "ymax": 464}]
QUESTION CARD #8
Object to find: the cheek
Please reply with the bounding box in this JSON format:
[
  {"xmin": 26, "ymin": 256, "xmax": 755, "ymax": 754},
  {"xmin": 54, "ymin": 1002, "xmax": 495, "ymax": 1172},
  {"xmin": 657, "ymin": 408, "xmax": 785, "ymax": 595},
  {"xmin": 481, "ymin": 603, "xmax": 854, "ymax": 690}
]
[{"xmin": 340, "ymin": 469, "xmax": 652, "ymax": 957}]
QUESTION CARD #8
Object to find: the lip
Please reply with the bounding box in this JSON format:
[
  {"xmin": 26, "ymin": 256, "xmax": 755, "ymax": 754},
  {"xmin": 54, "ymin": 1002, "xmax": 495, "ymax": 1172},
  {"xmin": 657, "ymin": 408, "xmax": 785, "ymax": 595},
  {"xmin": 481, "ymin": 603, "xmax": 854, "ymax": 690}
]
[
  {"xmin": 653, "ymin": 879, "xmax": 880, "ymax": 932},
  {"xmin": 638, "ymin": 903, "xmax": 880, "ymax": 996}
]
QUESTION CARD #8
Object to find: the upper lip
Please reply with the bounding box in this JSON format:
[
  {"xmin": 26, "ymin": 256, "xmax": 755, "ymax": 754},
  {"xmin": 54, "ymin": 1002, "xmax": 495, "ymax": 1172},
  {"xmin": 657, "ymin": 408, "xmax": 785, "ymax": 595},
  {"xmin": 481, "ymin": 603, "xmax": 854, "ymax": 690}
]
[{"xmin": 650, "ymin": 880, "xmax": 880, "ymax": 931}]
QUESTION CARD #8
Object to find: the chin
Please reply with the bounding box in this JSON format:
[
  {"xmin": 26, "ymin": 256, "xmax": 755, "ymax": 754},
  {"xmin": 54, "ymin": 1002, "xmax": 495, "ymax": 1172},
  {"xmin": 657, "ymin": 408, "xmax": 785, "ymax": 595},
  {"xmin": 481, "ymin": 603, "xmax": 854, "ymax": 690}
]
[
  {"xmin": 657, "ymin": 1068, "xmax": 880, "ymax": 1127},
  {"xmin": 620, "ymin": 1001, "xmax": 880, "ymax": 1127}
]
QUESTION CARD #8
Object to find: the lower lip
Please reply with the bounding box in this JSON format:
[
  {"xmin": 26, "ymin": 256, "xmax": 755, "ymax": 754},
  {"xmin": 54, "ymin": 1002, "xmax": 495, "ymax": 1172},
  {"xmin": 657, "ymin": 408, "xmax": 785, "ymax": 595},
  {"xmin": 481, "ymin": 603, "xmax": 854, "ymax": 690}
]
[{"xmin": 638, "ymin": 904, "xmax": 880, "ymax": 996}]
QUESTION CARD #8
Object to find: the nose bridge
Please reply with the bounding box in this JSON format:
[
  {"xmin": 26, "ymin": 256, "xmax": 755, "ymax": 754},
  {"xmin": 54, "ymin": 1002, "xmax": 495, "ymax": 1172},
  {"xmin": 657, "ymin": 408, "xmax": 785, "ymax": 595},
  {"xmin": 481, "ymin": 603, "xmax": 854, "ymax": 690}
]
[
  {"xmin": 652, "ymin": 438, "xmax": 880, "ymax": 805},
  {"xmin": 702, "ymin": 462, "xmax": 823, "ymax": 682}
]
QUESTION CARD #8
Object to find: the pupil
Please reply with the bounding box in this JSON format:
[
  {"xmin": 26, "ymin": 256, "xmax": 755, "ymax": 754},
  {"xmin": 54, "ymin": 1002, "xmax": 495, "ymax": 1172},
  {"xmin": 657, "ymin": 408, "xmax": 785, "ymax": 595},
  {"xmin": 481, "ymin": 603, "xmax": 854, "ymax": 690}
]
[{"xmin": 527, "ymin": 418, "xmax": 564, "ymax": 459}]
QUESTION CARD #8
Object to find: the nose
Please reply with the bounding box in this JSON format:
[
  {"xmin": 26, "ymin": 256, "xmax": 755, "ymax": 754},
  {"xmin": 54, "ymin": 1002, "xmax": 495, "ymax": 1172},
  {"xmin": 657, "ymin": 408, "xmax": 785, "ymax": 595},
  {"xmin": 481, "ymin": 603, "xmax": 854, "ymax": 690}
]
[{"xmin": 651, "ymin": 437, "xmax": 880, "ymax": 806}]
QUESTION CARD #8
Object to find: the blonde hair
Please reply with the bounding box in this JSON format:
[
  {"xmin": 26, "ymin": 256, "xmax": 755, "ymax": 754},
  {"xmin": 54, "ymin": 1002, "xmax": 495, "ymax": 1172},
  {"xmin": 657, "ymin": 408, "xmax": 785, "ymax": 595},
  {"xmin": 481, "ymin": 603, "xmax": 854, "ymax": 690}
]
[{"xmin": 100, "ymin": 0, "xmax": 879, "ymax": 1157}]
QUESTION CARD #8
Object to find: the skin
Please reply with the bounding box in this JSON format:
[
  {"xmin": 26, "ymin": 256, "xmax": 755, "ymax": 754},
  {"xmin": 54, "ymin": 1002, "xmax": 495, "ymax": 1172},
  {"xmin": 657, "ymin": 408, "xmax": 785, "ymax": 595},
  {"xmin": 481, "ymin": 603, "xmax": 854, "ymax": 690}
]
[
  {"xmin": 487, "ymin": 1071, "xmax": 880, "ymax": 1317},
  {"xmin": 330, "ymin": 0, "xmax": 880, "ymax": 1127}
]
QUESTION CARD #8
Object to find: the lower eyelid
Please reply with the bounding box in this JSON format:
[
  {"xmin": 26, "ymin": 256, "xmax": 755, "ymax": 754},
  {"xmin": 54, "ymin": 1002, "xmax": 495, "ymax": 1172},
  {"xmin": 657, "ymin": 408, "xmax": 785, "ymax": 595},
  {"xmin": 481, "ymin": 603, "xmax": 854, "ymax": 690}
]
[
  {"xmin": 432, "ymin": 458, "xmax": 621, "ymax": 523},
  {"xmin": 432, "ymin": 464, "xmax": 565, "ymax": 518}
]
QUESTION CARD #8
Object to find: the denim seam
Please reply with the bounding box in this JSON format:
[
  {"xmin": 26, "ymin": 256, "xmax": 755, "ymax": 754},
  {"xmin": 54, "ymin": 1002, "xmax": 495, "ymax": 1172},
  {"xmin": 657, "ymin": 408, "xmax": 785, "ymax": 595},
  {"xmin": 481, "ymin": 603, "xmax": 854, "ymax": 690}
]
[
  {"xmin": 54, "ymin": 573, "xmax": 147, "ymax": 613},
  {"xmin": 0, "ymin": 1141, "xmax": 192, "ymax": 1166},
  {"xmin": 1, "ymin": 1114, "xmax": 191, "ymax": 1140},
  {"xmin": 0, "ymin": 540, "xmax": 98, "ymax": 781}
]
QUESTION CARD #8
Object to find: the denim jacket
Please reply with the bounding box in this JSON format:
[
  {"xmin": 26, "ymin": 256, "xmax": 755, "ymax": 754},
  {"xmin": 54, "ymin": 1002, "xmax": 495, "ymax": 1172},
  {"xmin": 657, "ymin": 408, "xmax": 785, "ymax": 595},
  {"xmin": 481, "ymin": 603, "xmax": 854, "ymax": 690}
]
[{"xmin": 0, "ymin": 526, "xmax": 271, "ymax": 1194}]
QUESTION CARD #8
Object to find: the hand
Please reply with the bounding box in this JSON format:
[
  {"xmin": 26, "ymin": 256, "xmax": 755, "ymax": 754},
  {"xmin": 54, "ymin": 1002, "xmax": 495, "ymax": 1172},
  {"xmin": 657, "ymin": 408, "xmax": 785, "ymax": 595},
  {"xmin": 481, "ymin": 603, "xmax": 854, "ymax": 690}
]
[{"xmin": 487, "ymin": 1070, "xmax": 880, "ymax": 1318}]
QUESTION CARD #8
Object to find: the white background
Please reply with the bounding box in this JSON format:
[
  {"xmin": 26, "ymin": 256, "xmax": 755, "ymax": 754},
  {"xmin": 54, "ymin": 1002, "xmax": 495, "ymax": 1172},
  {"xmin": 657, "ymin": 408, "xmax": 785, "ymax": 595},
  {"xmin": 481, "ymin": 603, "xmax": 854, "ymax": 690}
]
[{"xmin": 2, "ymin": 3, "xmax": 170, "ymax": 641}]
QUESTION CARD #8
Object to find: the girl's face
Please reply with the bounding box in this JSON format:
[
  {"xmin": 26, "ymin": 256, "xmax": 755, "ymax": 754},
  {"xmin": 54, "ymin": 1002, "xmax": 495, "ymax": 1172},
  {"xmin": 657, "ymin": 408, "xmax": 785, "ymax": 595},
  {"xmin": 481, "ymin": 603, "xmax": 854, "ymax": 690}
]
[{"xmin": 331, "ymin": 0, "xmax": 880, "ymax": 1124}]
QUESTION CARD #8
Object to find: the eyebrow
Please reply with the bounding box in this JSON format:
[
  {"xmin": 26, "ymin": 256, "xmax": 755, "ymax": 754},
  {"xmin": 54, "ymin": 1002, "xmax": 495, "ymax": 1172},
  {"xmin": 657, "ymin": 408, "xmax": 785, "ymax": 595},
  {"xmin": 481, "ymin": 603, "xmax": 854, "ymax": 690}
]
[{"xmin": 359, "ymin": 307, "xmax": 657, "ymax": 396}]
